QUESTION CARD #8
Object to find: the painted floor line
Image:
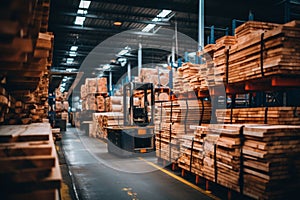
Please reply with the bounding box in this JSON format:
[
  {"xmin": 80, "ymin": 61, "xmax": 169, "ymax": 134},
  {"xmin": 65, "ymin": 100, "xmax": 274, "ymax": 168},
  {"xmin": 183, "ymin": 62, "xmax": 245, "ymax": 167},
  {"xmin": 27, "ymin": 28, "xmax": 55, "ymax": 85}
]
[{"xmin": 139, "ymin": 157, "xmax": 221, "ymax": 200}]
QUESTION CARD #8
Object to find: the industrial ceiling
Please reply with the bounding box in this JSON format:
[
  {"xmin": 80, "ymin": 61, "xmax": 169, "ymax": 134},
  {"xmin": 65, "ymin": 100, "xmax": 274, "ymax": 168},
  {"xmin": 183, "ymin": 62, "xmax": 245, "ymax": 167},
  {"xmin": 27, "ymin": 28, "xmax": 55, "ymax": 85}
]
[{"xmin": 48, "ymin": 0, "xmax": 300, "ymax": 95}]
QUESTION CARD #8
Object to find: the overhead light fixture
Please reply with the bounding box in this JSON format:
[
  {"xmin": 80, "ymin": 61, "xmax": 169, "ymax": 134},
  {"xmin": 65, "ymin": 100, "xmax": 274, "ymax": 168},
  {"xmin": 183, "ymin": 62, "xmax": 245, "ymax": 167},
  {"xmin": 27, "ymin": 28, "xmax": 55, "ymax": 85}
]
[
  {"xmin": 74, "ymin": 16, "xmax": 86, "ymax": 25},
  {"xmin": 69, "ymin": 51, "xmax": 77, "ymax": 57},
  {"xmin": 66, "ymin": 68, "xmax": 78, "ymax": 72},
  {"xmin": 113, "ymin": 21, "xmax": 122, "ymax": 26},
  {"xmin": 152, "ymin": 18, "xmax": 161, "ymax": 22},
  {"xmin": 66, "ymin": 58, "xmax": 74, "ymax": 64},
  {"xmin": 142, "ymin": 9, "xmax": 172, "ymax": 32},
  {"xmin": 77, "ymin": 9, "xmax": 88, "ymax": 15},
  {"xmin": 157, "ymin": 9, "xmax": 172, "ymax": 18},
  {"xmin": 142, "ymin": 24, "xmax": 156, "ymax": 32},
  {"xmin": 79, "ymin": 0, "xmax": 91, "ymax": 9},
  {"xmin": 70, "ymin": 46, "xmax": 78, "ymax": 51}
]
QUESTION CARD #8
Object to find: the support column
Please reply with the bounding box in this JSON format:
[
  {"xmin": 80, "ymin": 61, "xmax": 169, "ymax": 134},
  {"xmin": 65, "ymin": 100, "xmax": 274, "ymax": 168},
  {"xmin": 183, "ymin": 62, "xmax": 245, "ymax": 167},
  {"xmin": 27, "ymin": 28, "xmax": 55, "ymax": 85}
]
[
  {"xmin": 138, "ymin": 43, "xmax": 142, "ymax": 77},
  {"xmin": 198, "ymin": 0, "xmax": 204, "ymax": 50},
  {"xmin": 127, "ymin": 62, "xmax": 131, "ymax": 82},
  {"xmin": 109, "ymin": 71, "xmax": 112, "ymax": 94}
]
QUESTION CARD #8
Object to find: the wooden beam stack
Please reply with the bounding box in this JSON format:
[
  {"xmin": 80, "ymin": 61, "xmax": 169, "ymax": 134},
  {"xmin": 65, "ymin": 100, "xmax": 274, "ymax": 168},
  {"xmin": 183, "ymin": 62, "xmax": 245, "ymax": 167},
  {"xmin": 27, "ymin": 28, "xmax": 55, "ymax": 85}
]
[
  {"xmin": 105, "ymin": 96, "xmax": 123, "ymax": 112},
  {"xmin": 92, "ymin": 112, "xmax": 123, "ymax": 139},
  {"xmin": 0, "ymin": 122, "xmax": 61, "ymax": 199},
  {"xmin": 242, "ymin": 125, "xmax": 300, "ymax": 199},
  {"xmin": 212, "ymin": 36, "xmax": 236, "ymax": 86},
  {"xmin": 216, "ymin": 107, "xmax": 300, "ymax": 125},
  {"xmin": 178, "ymin": 126, "xmax": 207, "ymax": 176},
  {"xmin": 228, "ymin": 21, "xmax": 300, "ymax": 83},
  {"xmin": 155, "ymin": 99, "xmax": 211, "ymax": 162}
]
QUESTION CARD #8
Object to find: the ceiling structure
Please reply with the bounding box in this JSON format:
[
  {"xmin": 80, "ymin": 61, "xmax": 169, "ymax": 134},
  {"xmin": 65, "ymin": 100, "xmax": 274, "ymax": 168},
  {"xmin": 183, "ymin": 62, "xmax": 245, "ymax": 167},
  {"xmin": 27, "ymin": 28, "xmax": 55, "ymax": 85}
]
[{"xmin": 48, "ymin": 0, "xmax": 300, "ymax": 95}]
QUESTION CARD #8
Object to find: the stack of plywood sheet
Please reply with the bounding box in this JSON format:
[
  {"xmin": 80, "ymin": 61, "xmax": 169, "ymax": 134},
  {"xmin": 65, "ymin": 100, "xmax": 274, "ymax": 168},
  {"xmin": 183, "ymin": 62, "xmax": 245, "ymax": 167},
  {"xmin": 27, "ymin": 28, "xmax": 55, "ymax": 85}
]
[
  {"xmin": 242, "ymin": 125, "xmax": 300, "ymax": 199},
  {"xmin": 0, "ymin": 122, "xmax": 61, "ymax": 199},
  {"xmin": 216, "ymin": 107, "xmax": 300, "ymax": 125},
  {"xmin": 228, "ymin": 21, "xmax": 300, "ymax": 83}
]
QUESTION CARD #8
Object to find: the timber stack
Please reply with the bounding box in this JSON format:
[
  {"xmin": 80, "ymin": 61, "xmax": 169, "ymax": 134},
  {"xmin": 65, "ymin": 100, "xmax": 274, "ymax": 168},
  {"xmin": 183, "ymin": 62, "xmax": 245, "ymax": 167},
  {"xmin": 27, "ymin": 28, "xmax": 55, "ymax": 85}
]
[
  {"xmin": 0, "ymin": 122, "xmax": 61, "ymax": 199},
  {"xmin": 0, "ymin": 0, "xmax": 54, "ymax": 125}
]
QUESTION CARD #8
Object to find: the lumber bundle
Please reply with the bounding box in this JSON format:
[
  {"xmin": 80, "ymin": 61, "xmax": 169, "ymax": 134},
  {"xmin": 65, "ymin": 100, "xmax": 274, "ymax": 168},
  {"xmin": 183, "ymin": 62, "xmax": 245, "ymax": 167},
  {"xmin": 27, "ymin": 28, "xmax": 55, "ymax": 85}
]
[
  {"xmin": 228, "ymin": 20, "xmax": 300, "ymax": 83},
  {"xmin": 0, "ymin": 0, "xmax": 54, "ymax": 125},
  {"xmin": 242, "ymin": 125, "xmax": 300, "ymax": 199},
  {"xmin": 105, "ymin": 96, "xmax": 123, "ymax": 112},
  {"xmin": 212, "ymin": 36, "xmax": 236, "ymax": 86},
  {"xmin": 0, "ymin": 123, "xmax": 61, "ymax": 199},
  {"xmin": 85, "ymin": 78, "xmax": 107, "ymax": 94},
  {"xmin": 216, "ymin": 106, "xmax": 300, "ymax": 125},
  {"xmin": 178, "ymin": 126, "xmax": 207, "ymax": 176},
  {"xmin": 155, "ymin": 99, "xmax": 211, "ymax": 162},
  {"xmin": 92, "ymin": 112, "xmax": 123, "ymax": 138},
  {"xmin": 139, "ymin": 67, "xmax": 169, "ymax": 87}
]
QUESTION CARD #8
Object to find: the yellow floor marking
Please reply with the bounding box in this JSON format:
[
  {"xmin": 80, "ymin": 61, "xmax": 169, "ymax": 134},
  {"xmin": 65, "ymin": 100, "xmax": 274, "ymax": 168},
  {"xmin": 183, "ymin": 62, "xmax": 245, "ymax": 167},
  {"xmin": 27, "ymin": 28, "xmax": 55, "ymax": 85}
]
[
  {"xmin": 139, "ymin": 157, "xmax": 220, "ymax": 200},
  {"xmin": 61, "ymin": 182, "xmax": 72, "ymax": 200}
]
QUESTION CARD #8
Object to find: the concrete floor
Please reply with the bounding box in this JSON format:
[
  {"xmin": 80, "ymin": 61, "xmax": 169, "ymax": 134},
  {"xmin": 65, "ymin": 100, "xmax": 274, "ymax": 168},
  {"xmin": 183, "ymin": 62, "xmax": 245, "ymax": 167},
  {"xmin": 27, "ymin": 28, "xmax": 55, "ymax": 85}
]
[{"xmin": 57, "ymin": 126, "xmax": 224, "ymax": 200}]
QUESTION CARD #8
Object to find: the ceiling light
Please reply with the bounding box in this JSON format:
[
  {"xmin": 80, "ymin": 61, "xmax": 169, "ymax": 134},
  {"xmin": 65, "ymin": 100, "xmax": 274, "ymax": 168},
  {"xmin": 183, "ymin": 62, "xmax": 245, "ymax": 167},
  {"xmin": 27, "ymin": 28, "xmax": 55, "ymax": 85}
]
[
  {"xmin": 142, "ymin": 24, "xmax": 156, "ymax": 32},
  {"xmin": 70, "ymin": 46, "xmax": 78, "ymax": 51},
  {"xmin": 157, "ymin": 9, "xmax": 172, "ymax": 18},
  {"xmin": 113, "ymin": 21, "xmax": 122, "ymax": 26},
  {"xmin": 77, "ymin": 9, "xmax": 88, "ymax": 15},
  {"xmin": 152, "ymin": 18, "xmax": 161, "ymax": 22},
  {"xmin": 74, "ymin": 16, "xmax": 86, "ymax": 25},
  {"xmin": 66, "ymin": 68, "xmax": 78, "ymax": 72},
  {"xmin": 66, "ymin": 58, "xmax": 74, "ymax": 64},
  {"xmin": 79, "ymin": 0, "xmax": 91, "ymax": 9},
  {"xmin": 69, "ymin": 51, "xmax": 77, "ymax": 57}
]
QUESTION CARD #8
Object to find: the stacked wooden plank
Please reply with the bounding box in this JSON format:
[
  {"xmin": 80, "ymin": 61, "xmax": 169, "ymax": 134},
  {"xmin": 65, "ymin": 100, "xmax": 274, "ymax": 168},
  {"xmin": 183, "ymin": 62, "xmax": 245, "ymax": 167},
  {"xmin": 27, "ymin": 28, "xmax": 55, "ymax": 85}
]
[
  {"xmin": 178, "ymin": 126, "xmax": 207, "ymax": 176},
  {"xmin": 216, "ymin": 107, "xmax": 300, "ymax": 125},
  {"xmin": 242, "ymin": 125, "xmax": 300, "ymax": 199},
  {"xmin": 155, "ymin": 101, "xmax": 182, "ymax": 162},
  {"xmin": 92, "ymin": 112, "xmax": 123, "ymax": 138},
  {"xmin": 85, "ymin": 77, "xmax": 107, "ymax": 94},
  {"xmin": 0, "ymin": 122, "xmax": 61, "ymax": 199},
  {"xmin": 139, "ymin": 67, "xmax": 169, "ymax": 87},
  {"xmin": 155, "ymin": 99, "xmax": 211, "ymax": 162},
  {"xmin": 228, "ymin": 20, "xmax": 300, "ymax": 83},
  {"xmin": 212, "ymin": 36, "xmax": 236, "ymax": 86},
  {"xmin": 105, "ymin": 96, "xmax": 123, "ymax": 112},
  {"xmin": 176, "ymin": 63, "xmax": 201, "ymax": 93}
]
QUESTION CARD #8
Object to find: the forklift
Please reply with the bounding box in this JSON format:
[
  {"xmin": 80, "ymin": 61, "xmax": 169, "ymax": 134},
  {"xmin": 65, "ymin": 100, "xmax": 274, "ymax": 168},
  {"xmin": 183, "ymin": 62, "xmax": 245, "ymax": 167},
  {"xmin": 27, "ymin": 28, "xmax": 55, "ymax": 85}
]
[{"xmin": 106, "ymin": 82, "xmax": 155, "ymax": 157}]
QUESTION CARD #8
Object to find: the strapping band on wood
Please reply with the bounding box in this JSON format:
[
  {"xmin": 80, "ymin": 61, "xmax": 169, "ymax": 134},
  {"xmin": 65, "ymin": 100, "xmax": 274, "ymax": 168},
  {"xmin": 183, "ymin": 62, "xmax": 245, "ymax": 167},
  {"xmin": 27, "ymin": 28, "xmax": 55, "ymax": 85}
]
[
  {"xmin": 169, "ymin": 123, "xmax": 172, "ymax": 162},
  {"xmin": 189, "ymin": 137, "xmax": 195, "ymax": 172},
  {"xmin": 170, "ymin": 101, "xmax": 173, "ymax": 123},
  {"xmin": 199, "ymin": 99, "xmax": 205, "ymax": 125},
  {"xmin": 225, "ymin": 49, "xmax": 230, "ymax": 84},
  {"xmin": 264, "ymin": 106, "xmax": 268, "ymax": 124},
  {"xmin": 260, "ymin": 32, "xmax": 265, "ymax": 77},
  {"xmin": 293, "ymin": 106, "xmax": 299, "ymax": 117},
  {"xmin": 239, "ymin": 125, "xmax": 245, "ymax": 195},
  {"xmin": 185, "ymin": 99, "xmax": 189, "ymax": 134},
  {"xmin": 230, "ymin": 106, "xmax": 233, "ymax": 124},
  {"xmin": 214, "ymin": 144, "xmax": 218, "ymax": 183}
]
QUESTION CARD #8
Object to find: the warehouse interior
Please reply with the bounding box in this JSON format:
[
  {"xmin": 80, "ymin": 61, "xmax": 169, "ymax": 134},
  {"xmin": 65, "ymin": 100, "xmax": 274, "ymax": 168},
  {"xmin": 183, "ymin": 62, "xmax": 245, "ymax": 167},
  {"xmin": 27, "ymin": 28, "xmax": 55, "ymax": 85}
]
[{"xmin": 1, "ymin": 0, "xmax": 300, "ymax": 200}]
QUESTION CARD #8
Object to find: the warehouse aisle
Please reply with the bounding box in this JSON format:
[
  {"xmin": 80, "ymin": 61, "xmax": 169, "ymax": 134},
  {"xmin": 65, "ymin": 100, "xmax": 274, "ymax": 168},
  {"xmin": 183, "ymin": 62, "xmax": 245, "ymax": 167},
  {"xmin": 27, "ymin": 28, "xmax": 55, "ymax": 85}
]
[{"xmin": 60, "ymin": 127, "xmax": 218, "ymax": 200}]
